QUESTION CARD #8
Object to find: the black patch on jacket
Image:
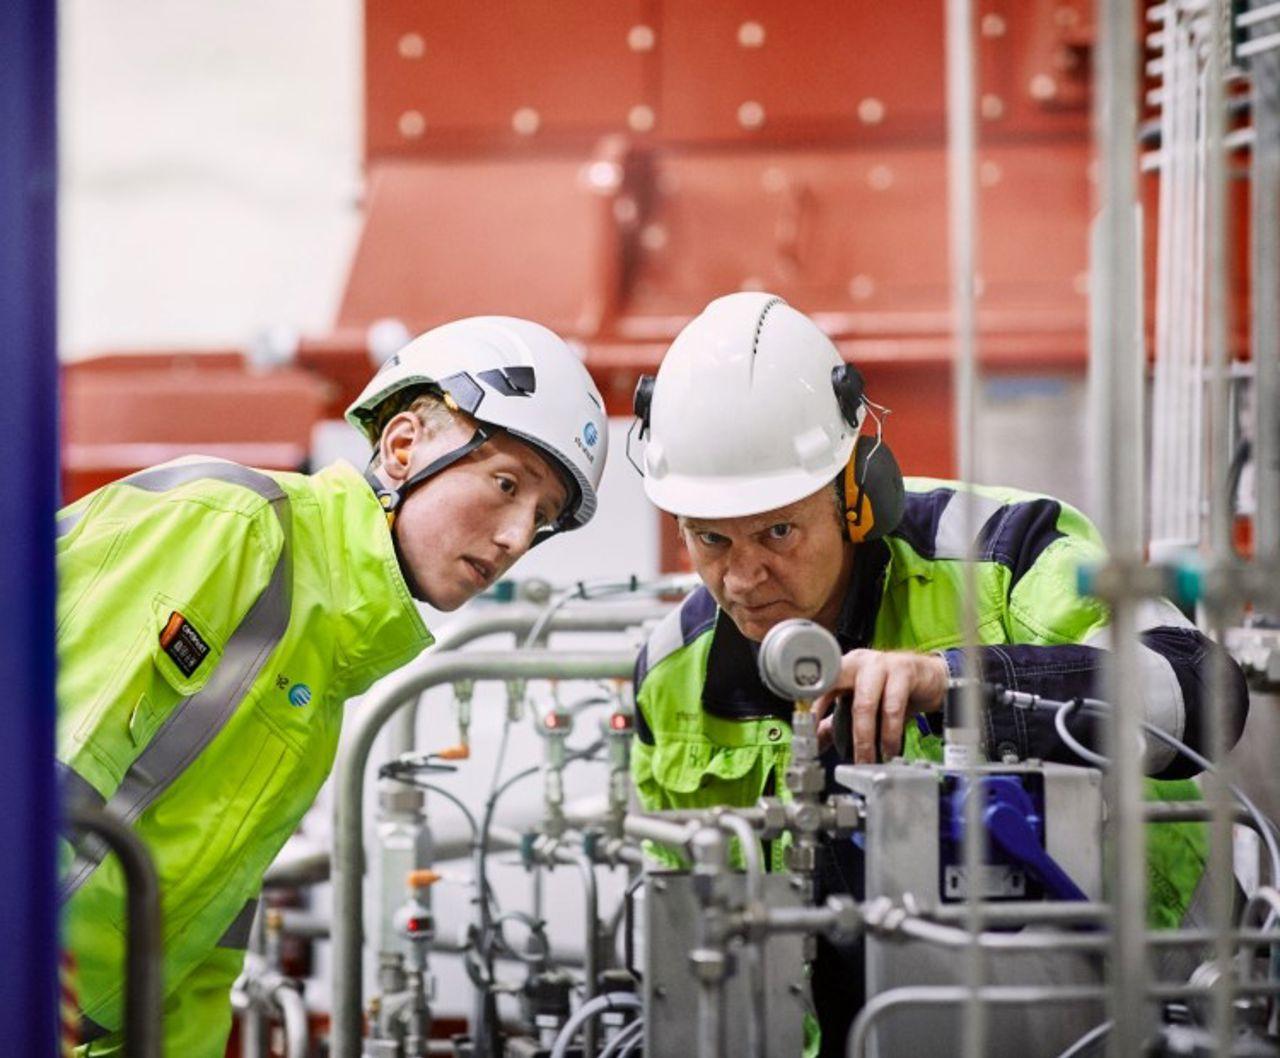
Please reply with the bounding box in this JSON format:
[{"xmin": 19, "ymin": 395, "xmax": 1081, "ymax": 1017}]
[{"xmin": 160, "ymin": 611, "xmax": 210, "ymax": 678}]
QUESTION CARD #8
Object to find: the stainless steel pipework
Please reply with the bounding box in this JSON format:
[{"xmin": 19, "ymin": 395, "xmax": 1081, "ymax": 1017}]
[
  {"xmin": 846, "ymin": 985, "xmax": 1108, "ymax": 1058},
  {"xmin": 331, "ymin": 650, "xmax": 634, "ymax": 1058},
  {"xmin": 522, "ymin": 835, "xmax": 603, "ymax": 1058},
  {"xmin": 388, "ymin": 602, "xmax": 672, "ymax": 757},
  {"xmin": 65, "ymin": 802, "xmax": 163, "ymax": 1058}
]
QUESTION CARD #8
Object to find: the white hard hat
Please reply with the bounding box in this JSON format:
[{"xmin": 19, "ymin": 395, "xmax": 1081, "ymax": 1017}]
[
  {"xmin": 346, "ymin": 316, "xmax": 608, "ymax": 532},
  {"xmin": 639, "ymin": 293, "xmax": 865, "ymax": 519}
]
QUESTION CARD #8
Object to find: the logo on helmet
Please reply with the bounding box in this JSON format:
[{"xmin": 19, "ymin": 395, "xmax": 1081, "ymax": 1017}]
[
  {"xmin": 288, "ymin": 683, "xmax": 313, "ymax": 708},
  {"xmin": 583, "ymin": 422, "xmax": 599, "ymax": 447}
]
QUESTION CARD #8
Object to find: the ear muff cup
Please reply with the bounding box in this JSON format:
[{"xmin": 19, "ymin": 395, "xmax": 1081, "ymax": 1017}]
[{"xmin": 842, "ymin": 435, "xmax": 905, "ymax": 543}]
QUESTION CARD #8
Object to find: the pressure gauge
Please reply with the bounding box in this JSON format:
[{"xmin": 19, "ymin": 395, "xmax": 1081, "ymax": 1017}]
[{"xmin": 757, "ymin": 619, "xmax": 842, "ymax": 701}]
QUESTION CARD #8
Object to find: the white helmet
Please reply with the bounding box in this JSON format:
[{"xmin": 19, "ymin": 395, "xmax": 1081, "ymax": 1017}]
[
  {"xmin": 637, "ymin": 292, "xmax": 866, "ymax": 519},
  {"xmin": 346, "ymin": 316, "xmax": 608, "ymax": 534}
]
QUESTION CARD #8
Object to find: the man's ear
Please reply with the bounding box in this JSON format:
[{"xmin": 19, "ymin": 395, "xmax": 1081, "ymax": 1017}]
[{"xmin": 378, "ymin": 412, "xmax": 423, "ymax": 483}]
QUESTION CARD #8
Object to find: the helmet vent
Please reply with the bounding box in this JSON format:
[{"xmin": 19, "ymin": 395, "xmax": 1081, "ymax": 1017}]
[{"xmin": 750, "ymin": 296, "xmax": 785, "ymax": 362}]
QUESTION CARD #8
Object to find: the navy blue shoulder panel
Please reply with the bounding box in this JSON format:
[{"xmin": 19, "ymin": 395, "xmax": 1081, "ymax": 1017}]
[
  {"xmin": 633, "ymin": 584, "xmax": 718, "ymax": 691},
  {"xmin": 633, "ymin": 584, "xmax": 718, "ymax": 746},
  {"xmin": 977, "ymin": 498, "xmax": 1065, "ymax": 588},
  {"xmin": 889, "ymin": 486, "xmax": 955, "ymax": 560}
]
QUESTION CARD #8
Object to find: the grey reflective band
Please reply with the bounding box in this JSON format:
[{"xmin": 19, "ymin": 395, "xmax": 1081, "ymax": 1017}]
[
  {"xmin": 217, "ymin": 897, "xmax": 260, "ymax": 950},
  {"xmin": 57, "ymin": 760, "xmax": 110, "ymax": 872},
  {"xmin": 59, "ymin": 462, "xmax": 293, "ymax": 902},
  {"xmin": 56, "ymin": 508, "xmax": 85, "ymax": 539},
  {"xmin": 57, "ymin": 758, "xmax": 105, "ymax": 812}
]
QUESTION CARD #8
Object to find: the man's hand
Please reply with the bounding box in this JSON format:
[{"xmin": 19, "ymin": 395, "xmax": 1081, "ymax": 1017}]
[{"xmin": 812, "ymin": 649, "xmax": 949, "ymax": 763}]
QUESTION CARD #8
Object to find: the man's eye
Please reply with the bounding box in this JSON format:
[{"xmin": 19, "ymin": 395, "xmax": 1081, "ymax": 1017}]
[
  {"xmin": 697, "ymin": 532, "xmax": 724, "ymax": 547},
  {"xmin": 767, "ymin": 524, "xmax": 793, "ymax": 540},
  {"xmin": 496, "ymin": 475, "xmax": 517, "ymax": 496}
]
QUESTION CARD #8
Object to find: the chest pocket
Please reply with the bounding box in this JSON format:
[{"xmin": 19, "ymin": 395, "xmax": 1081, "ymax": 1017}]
[{"xmin": 67, "ymin": 593, "xmax": 225, "ymax": 796}]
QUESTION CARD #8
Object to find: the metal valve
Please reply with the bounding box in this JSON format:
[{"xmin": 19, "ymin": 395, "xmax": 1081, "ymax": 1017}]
[{"xmin": 757, "ymin": 619, "xmax": 842, "ymax": 702}]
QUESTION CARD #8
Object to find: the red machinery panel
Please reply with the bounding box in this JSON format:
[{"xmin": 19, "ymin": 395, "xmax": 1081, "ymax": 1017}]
[
  {"xmin": 624, "ymin": 141, "xmax": 1088, "ymax": 331},
  {"xmin": 366, "ymin": 0, "xmax": 653, "ymax": 155},
  {"xmin": 977, "ymin": 0, "xmax": 1092, "ymax": 140},
  {"xmin": 657, "ymin": 2, "xmax": 946, "ymax": 143},
  {"xmin": 61, "ymin": 356, "xmax": 330, "ymax": 502},
  {"xmin": 336, "ymin": 153, "xmax": 630, "ymax": 336}
]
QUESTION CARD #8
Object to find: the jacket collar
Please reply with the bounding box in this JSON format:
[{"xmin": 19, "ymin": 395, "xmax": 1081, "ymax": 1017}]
[{"xmin": 311, "ymin": 461, "xmax": 434, "ymax": 700}]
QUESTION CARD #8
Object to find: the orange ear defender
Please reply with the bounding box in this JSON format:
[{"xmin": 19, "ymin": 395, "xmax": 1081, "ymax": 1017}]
[{"xmin": 842, "ymin": 434, "xmax": 905, "ymax": 544}]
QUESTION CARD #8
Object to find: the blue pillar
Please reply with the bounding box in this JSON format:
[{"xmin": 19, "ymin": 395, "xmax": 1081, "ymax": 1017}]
[{"xmin": 0, "ymin": 0, "xmax": 59, "ymax": 1052}]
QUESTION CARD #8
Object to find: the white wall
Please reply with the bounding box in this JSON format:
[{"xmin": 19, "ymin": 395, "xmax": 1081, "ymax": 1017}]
[{"xmin": 58, "ymin": 0, "xmax": 363, "ymax": 356}]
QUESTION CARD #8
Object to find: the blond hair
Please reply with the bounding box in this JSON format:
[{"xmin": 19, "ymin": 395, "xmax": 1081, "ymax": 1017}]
[{"xmin": 371, "ymin": 390, "xmax": 466, "ymax": 466}]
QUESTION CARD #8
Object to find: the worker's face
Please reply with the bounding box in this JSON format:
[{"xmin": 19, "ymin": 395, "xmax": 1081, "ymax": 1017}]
[
  {"xmin": 679, "ymin": 485, "xmax": 854, "ymax": 642},
  {"xmin": 379, "ymin": 411, "xmax": 569, "ymax": 611}
]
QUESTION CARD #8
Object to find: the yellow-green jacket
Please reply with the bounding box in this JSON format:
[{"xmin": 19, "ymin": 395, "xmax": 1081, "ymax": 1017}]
[{"xmin": 57, "ymin": 458, "xmax": 432, "ymax": 1056}]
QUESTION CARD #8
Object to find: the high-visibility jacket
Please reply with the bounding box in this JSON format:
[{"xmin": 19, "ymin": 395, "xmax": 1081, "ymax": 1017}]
[
  {"xmin": 632, "ymin": 478, "xmax": 1248, "ymax": 1053},
  {"xmin": 57, "ymin": 458, "xmax": 432, "ymax": 1057}
]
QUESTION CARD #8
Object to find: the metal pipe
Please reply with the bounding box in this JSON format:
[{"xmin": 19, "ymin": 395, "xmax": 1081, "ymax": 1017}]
[
  {"xmin": 717, "ymin": 812, "xmax": 765, "ymax": 1058},
  {"xmin": 262, "ymin": 848, "xmax": 330, "ymax": 888},
  {"xmin": 944, "ymin": 0, "xmax": 986, "ymax": 1053},
  {"xmin": 557, "ymin": 847, "xmax": 600, "ymax": 1058},
  {"xmin": 1093, "ymin": 0, "xmax": 1149, "ymax": 1055},
  {"xmin": 272, "ymin": 982, "xmax": 309, "ymax": 1058},
  {"xmin": 1204, "ymin": 7, "xmax": 1242, "ymax": 1054},
  {"xmin": 1251, "ymin": 27, "xmax": 1280, "ymax": 586},
  {"xmin": 65, "ymin": 803, "xmax": 163, "ymax": 1058},
  {"xmin": 622, "ymin": 813, "xmax": 701, "ymax": 850},
  {"xmin": 331, "ymin": 650, "xmax": 634, "ymax": 1058},
  {"xmin": 389, "ymin": 602, "xmax": 670, "ymax": 756},
  {"xmin": 846, "ymin": 985, "xmax": 1106, "ymax": 1058}
]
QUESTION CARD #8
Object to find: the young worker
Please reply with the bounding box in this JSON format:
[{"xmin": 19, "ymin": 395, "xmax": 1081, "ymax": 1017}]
[{"xmin": 58, "ymin": 316, "xmax": 609, "ymax": 1055}]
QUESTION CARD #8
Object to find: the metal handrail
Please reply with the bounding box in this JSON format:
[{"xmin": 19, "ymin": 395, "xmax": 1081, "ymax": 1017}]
[
  {"xmin": 65, "ymin": 803, "xmax": 163, "ymax": 1058},
  {"xmin": 331, "ymin": 649, "xmax": 635, "ymax": 1058}
]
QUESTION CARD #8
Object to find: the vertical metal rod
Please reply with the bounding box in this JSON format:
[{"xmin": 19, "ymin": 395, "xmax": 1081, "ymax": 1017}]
[
  {"xmin": 1093, "ymin": 1, "xmax": 1150, "ymax": 1056},
  {"xmin": 66, "ymin": 805, "xmax": 163, "ymax": 1058},
  {"xmin": 944, "ymin": 0, "xmax": 986, "ymax": 1056},
  {"xmin": 561, "ymin": 850, "xmax": 600, "ymax": 1058},
  {"xmin": 1203, "ymin": 6, "xmax": 1238, "ymax": 1055},
  {"xmin": 1251, "ymin": 30, "xmax": 1280, "ymax": 577}
]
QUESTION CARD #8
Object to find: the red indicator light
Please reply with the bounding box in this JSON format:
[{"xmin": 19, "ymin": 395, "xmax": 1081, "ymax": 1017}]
[
  {"xmin": 610, "ymin": 714, "xmax": 632, "ymax": 731},
  {"xmin": 544, "ymin": 712, "xmax": 562, "ymax": 729},
  {"xmin": 407, "ymin": 917, "xmax": 426, "ymax": 933}
]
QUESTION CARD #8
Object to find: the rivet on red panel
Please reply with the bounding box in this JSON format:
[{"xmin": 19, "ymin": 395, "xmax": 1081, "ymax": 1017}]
[
  {"xmin": 981, "ymin": 13, "xmax": 1007, "ymax": 38},
  {"xmin": 761, "ymin": 167, "xmax": 787, "ymax": 193},
  {"xmin": 867, "ymin": 165, "xmax": 894, "ymax": 191},
  {"xmin": 981, "ymin": 94, "xmax": 1006, "ymax": 120},
  {"xmin": 628, "ymin": 105, "xmax": 656, "ymax": 132},
  {"xmin": 737, "ymin": 101, "xmax": 766, "ymax": 129},
  {"xmin": 858, "ymin": 98, "xmax": 886, "ymax": 125},
  {"xmin": 641, "ymin": 224, "xmax": 668, "ymax": 252},
  {"xmin": 398, "ymin": 111, "xmax": 426, "ymax": 138},
  {"xmin": 512, "ymin": 108, "xmax": 541, "ymax": 136},
  {"xmin": 738, "ymin": 22, "xmax": 766, "ymax": 48},
  {"xmin": 628, "ymin": 25, "xmax": 656, "ymax": 52},
  {"xmin": 398, "ymin": 33, "xmax": 425, "ymax": 59},
  {"xmin": 849, "ymin": 275, "xmax": 877, "ymax": 302},
  {"xmin": 1029, "ymin": 74, "xmax": 1059, "ymax": 101}
]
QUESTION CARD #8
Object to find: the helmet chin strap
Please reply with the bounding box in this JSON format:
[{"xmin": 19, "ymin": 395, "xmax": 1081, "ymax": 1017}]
[
  {"xmin": 365, "ymin": 424, "xmax": 493, "ymax": 528},
  {"xmin": 365, "ymin": 425, "xmax": 492, "ymax": 604}
]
